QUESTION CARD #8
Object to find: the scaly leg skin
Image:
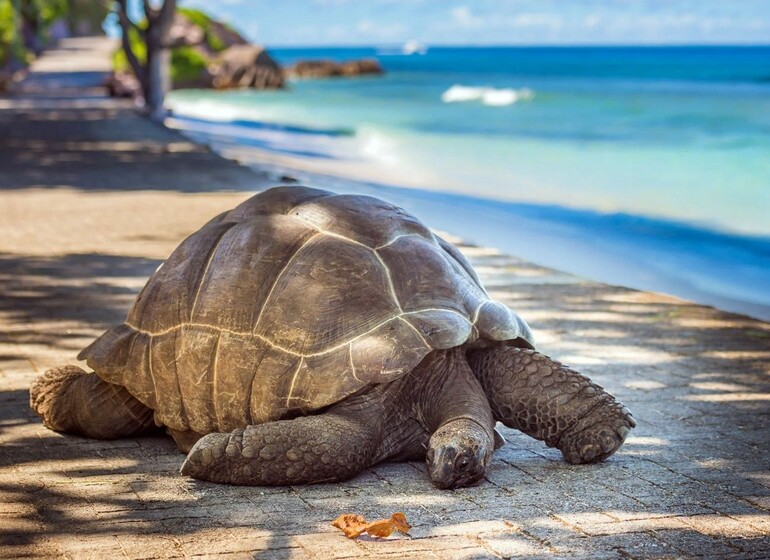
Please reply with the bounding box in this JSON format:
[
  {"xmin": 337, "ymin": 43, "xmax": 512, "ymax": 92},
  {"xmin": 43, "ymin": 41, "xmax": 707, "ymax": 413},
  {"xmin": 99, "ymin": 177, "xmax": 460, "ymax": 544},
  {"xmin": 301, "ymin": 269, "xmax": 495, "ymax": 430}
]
[
  {"xmin": 30, "ymin": 366, "xmax": 157, "ymax": 439},
  {"xmin": 181, "ymin": 411, "xmax": 381, "ymax": 485},
  {"xmin": 468, "ymin": 347, "xmax": 636, "ymax": 464}
]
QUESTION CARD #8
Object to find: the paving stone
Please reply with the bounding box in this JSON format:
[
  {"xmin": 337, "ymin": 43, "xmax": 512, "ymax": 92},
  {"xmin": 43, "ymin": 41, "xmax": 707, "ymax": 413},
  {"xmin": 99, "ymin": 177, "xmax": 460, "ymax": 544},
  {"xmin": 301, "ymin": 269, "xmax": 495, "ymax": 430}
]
[
  {"xmin": 679, "ymin": 514, "xmax": 768, "ymax": 538},
  {"xmin": 293, "ymin": 532, "xmax": 369, "ymax": 558},
  {"xmin": 723, "ymin": 535, "xmax": 770, "ymax": 555},
  {"xmin": 478, "ymin": 531, "xmax": 546, "ymax": 557},
  {"xmin": 653, "ymin": 529, "xmax": 743, "ymax": 557},
  {"xmin": 357, "ymin": 535, "xmax": 491, "ymax": 558},
  {"xmin": 54, "ymin": 535, "xmax": 127, "ymax": 559},
  {"xmin": 567, "ymin": 532, "xmax": 677, "ymax": 559},
  {"xmin": 178, "ymin": 528, "xmax": 304, "ymax": 558}
]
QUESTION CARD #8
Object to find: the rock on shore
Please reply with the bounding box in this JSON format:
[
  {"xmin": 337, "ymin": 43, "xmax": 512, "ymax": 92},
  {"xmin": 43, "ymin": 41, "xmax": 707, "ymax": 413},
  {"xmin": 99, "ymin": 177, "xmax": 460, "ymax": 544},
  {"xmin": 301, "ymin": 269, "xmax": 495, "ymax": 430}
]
[
  {"xmin": 286, "ymin": 58, "xmax": 384, "ymax": 79},
  {"xmin": 211, "ymin": 44, "xmax": 284, "ymax": 89},
  {"xmin": 105, "ymin": 70, "xmax": 141, "ymax": 98},
  {"xmin": 166, "ymin": 10, "xmax": 284, "ymax": 90}
]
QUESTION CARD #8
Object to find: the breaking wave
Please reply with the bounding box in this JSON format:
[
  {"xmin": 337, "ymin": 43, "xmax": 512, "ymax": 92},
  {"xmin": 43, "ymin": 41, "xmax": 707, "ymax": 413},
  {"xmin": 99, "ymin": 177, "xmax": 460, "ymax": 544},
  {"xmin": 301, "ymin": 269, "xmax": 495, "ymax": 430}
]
[{"xmin": 441, "ymin": 85, "xmax": 534, "ymax": 106}]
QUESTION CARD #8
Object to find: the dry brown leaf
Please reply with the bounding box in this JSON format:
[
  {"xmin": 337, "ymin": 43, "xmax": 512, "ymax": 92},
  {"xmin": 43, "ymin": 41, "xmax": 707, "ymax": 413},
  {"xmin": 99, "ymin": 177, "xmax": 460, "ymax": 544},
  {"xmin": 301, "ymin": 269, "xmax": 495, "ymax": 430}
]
[
  {"xmin": 331, "ymin": 512, "xmax": 411, "ymax": 539},
  {"xmin": 362, "ymin": 519, "xmax": 397, "ymax": 538},
  {"xmin": 387, "ymin": 512, "xmax": 411, "ymax": 534},
  {"xmin": 331, "ymin": 513, "xmax": 368, "ymax": 538}
]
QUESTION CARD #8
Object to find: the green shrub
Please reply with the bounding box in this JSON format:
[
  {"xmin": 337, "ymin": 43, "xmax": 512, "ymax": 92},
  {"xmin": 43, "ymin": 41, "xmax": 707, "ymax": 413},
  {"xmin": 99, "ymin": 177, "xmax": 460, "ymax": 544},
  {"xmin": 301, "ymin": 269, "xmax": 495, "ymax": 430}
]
[
  {"xmin": 112, "ymin": 24, "xmax": 146, "ymax": 73},
  {"xmin": 171, "ymin": 46, "xmax": 208, "ymax": 83},
  {"xmin": 0, "ymin": 0, "xmax": 28, "ymax": 66},
  {"xmin": 0, "ymin": 0, "xmax": 14, "ymax": 65},
  {"xmin": 177, "ymin": 7, "xmax": 211, "ymax": 30}
]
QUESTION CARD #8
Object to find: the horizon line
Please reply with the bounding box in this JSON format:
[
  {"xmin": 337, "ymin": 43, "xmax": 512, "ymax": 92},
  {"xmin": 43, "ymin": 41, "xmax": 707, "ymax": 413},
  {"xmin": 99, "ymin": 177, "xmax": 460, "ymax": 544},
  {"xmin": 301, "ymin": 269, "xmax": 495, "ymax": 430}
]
[
  {"xmin": 268, "ymin": 41, "xmax": 770, "ymax": 49},
  {"xmin": 266, "ymin": 42, "xmax": 770, "ymax": 50}
]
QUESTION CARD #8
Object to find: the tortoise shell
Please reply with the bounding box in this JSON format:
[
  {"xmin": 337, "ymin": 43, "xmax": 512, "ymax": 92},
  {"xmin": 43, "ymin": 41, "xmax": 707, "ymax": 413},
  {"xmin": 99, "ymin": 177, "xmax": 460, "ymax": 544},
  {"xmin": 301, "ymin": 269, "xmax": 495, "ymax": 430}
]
[{"xmin": 79, "ymin": 187, "xmax": 534, "ymax": 434}]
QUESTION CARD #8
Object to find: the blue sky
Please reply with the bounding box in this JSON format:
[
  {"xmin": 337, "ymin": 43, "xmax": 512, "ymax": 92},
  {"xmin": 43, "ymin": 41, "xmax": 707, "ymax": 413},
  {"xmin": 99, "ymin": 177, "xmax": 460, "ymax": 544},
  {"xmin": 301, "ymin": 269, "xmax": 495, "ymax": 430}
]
[{"xmin": 177, "ymin": 0, "xmax": 770, "ymax": 47}]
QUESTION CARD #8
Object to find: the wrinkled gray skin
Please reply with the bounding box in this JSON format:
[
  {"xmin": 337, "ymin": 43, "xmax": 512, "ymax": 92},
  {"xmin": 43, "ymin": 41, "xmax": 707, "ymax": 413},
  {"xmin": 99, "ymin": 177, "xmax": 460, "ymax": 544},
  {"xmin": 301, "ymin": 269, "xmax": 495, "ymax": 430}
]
[{"xmin": 30, "ymin": 187, "xmax": 635, "ymax": 489}]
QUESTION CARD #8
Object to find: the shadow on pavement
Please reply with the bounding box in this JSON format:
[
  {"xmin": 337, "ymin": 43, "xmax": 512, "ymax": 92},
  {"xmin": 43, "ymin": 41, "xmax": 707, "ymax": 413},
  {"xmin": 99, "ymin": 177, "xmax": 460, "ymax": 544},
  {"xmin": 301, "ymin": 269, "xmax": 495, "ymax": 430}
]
[
  {"xmin": 0, "ymin": 252, "xmax": 160, "ymax": 355},
  {"xmin": 0, "ymin": 104, "xmax": 261, "ymax": 193}
]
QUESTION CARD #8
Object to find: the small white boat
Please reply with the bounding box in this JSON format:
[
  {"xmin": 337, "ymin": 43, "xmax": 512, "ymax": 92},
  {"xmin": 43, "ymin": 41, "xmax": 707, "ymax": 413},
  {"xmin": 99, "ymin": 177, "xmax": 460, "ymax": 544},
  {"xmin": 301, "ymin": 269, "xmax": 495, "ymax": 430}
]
[{"xmin": 402, "ymin": 40, "xmax": 427, "ymax": 55}]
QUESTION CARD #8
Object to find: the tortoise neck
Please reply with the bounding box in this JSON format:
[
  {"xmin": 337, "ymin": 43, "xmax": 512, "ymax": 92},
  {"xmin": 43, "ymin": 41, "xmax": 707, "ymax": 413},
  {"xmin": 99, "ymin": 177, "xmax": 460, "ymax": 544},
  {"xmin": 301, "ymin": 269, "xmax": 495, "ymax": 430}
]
[
  {"xmin": 411, "ymin": 348, "xmax": 495, "ymax": 436},
  {"xmin": 363, "ymin": 348, "xmax": 495, "ymax": 463}
]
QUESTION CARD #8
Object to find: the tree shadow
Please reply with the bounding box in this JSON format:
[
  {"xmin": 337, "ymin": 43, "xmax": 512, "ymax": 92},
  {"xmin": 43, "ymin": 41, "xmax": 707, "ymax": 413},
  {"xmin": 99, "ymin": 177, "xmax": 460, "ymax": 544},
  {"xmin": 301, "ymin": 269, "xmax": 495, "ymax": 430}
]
[
  {"xmin": 0, "ymin": 101, "xmax": 262, "ymax": 193},
  {"xmin": 0, "ymin": 252, "xmax": 161, "ymax": 351},
  {"xmin": 0, "ymin": 252, "xmax": 161, "ymax": 434},
  {"xmin": 6, "ymin": 71, "xmax": 112, "ymax": 98}
]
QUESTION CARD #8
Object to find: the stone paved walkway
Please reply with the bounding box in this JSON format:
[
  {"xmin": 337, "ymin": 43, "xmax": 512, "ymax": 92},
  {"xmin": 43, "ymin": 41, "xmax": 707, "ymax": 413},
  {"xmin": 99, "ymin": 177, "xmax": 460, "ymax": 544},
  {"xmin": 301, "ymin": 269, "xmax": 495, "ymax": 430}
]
[{"xmin": 1, "ymin": 38, "xmax": 769, "ymax": 560}]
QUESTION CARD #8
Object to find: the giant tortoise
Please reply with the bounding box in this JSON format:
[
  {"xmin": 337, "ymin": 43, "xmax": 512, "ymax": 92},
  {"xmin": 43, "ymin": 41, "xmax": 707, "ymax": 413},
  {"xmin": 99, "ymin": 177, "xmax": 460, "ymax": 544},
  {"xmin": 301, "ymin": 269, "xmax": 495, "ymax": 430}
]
[{"xmin": 31, "ymin": 187, "xmax": 635, "ymax": 489}]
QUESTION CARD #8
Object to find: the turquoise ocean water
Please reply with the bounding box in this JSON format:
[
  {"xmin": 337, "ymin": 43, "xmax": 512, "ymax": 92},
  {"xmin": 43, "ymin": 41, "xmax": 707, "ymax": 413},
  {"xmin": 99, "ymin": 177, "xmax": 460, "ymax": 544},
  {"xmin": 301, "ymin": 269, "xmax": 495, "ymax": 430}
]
[{"xmin": 166, "ymin": 46, "xmax": 770, "ymax": 320}]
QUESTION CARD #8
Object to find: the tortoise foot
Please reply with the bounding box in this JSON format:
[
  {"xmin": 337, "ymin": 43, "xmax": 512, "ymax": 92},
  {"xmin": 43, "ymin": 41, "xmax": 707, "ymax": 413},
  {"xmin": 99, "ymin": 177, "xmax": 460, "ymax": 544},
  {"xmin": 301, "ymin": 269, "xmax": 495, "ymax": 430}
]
[
  {"xmin": 30, "ymin": 366, "xmax": 88, "ymax": 432},
  {"xmin": 30, "ymin": 365, "xmax": 156, "ymax": 439},
  {"xmin": 558, "ymin": 402, "xmax": 636, "ymax": 464}
]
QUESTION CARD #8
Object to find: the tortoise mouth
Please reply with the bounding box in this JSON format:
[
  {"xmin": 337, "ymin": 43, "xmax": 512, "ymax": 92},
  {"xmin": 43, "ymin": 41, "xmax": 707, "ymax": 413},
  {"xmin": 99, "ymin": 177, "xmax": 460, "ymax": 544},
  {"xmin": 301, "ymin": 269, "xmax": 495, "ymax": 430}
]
[
  {"xmin": 426, "ymin": 444, "xmax": 488, "ymax": 489},
  {"xmin": 426, "ymin": 417, "xmax": 493, "ymax": 489}
]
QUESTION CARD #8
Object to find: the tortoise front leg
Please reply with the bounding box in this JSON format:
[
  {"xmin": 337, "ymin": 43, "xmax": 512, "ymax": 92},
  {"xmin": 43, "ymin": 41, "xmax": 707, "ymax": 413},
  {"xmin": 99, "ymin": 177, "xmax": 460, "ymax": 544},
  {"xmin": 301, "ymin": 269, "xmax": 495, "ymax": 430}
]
[
  {"xmin": 468, "ymin": 347, "xmax": 635, "ymax": 464},
  {"xmin": 181, "ymin": 409, "xmax": 381, "ymax": 486}
]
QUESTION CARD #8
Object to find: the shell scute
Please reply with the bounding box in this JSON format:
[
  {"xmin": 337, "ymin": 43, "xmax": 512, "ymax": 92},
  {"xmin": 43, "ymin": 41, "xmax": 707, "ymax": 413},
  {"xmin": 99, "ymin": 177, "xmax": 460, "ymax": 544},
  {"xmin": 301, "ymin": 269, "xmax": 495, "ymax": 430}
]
[
  {"xmin": 188, "ymin": 215, "xmax": 318, "ymax": 331},
  {"xmin": 377, "ymin": 235, "xmax": 488, "ymax": 316},
  {"xmin": 254, "ymin": 235, "xmax": 398, "ymax": 354},
  {"xmin": 403, "ymin": 310, "xmax": 473, "ymax": 350},
  {"xmin": 127, "ymin": 220, "xmax": 236, "ymax": 333},
  {"xmin": 291, "ymin": 194, "xmax": 434, "ymax": 248},
  {"xmin": 349, "ymin": 317, "xmax": 429, "ymax": 382}
]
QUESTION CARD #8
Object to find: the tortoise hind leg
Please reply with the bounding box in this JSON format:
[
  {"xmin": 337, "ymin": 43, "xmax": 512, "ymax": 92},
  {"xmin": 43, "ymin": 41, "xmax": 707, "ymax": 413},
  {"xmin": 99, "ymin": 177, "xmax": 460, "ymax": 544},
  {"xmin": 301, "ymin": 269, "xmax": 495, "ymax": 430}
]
[
  {"xmin": 30, "ymin": 366, "xmax": 158, "ymax": 439},
  {"xmin": 181, "ymin": 408, "xmax": 381, "ymax": 486},
  {"xmin": 468, "ymin": 347, "xmax": 636, "ymax": 464}
]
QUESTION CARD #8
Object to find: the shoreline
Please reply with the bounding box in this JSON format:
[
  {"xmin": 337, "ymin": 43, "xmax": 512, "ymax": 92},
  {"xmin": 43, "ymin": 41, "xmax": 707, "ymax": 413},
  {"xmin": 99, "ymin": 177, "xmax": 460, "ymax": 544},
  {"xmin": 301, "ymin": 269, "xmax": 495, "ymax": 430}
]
[{"xmin": 166, "ymin": 114, "xmax": 770, "ymax": 322}]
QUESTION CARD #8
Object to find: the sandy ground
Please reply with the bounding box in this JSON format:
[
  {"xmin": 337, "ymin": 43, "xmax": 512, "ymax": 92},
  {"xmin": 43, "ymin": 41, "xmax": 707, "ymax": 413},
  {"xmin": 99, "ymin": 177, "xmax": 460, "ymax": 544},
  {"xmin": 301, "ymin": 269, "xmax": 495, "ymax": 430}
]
[{"xmin": 1, "ymin": 37, "xmax": 770, "ymax": 559}]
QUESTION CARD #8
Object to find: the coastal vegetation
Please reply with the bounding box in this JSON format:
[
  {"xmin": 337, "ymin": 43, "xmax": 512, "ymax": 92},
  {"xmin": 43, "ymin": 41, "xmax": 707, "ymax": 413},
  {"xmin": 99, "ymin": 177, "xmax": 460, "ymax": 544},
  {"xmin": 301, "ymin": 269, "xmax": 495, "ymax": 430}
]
[
  {"xmin": 111, "ymin": 3, "xmax": 285, "ymax": 112},
  {"xmin": 1, "ymin": 1, "xmax": 385, "ymax": 106},
  {"xmin": 108, "ymin": 5, "xmax": 381, "ymax": 110},
  {"xmin": 0, "ymin": 1, "xmax": 23, "ymax": 72},
  {"xmin": 0, "ymin": 0, "xmax": 108, "ymax": 89}
]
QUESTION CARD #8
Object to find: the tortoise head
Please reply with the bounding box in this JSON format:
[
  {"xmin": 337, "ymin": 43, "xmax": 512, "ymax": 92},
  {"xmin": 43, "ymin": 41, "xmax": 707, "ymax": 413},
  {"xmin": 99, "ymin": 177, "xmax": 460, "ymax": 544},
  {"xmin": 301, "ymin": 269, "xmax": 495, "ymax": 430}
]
[{"xmin": 426, "ymin": 418, "xmax": 493, "ymax": 489}]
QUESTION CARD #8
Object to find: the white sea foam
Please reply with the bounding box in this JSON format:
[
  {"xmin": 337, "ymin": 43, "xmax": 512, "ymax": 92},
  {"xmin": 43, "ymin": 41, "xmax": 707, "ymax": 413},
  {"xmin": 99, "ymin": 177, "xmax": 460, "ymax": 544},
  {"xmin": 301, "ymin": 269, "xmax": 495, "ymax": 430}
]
[
  {"xmin": 358, "ymin": 126, "xmax": 402, "ymax": 166},
  {"xmin": 166, "ymin": 98, "xmax": 275, "ymax": 123},
  {"xmin": 441, "ymin": 85, "xmax": 534, "ymax": 106},
  {"xmin": 166, "ymin": 99, "xmax": 239, "ymax": 121}
]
